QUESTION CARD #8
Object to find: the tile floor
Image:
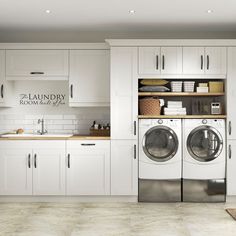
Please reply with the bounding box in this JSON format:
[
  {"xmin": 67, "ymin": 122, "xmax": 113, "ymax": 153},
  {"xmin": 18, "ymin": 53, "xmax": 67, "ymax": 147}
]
[{"xmin": 0, "ymin": 202, "xmax": 236, "ymax": 236}]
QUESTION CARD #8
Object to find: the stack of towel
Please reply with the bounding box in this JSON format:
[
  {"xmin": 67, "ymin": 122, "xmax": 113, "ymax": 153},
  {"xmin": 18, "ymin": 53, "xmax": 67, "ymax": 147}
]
[{"xmin": 164, "ymin": 101, "xmax": 187, "ymax": 115}]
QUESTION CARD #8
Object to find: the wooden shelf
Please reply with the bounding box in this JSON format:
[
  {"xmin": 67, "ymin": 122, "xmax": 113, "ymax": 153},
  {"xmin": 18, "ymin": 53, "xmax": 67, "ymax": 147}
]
[
  {"xmin": 138, "ymin": 92, "xmax": 225, "ymax": 97},
  {"xmin": 138, "ymin": 115, "xmax": 227, "ymax": 119}
]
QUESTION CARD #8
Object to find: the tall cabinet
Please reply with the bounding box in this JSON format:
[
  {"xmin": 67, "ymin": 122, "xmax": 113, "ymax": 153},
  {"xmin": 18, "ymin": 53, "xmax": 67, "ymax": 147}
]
[
  {"xmin": 110, "ymin": 47, "xmax": 138, "ymax": 195},
  {"xmin": 227, "ymin": 47, "xmax": 236, "ymax": 195}
]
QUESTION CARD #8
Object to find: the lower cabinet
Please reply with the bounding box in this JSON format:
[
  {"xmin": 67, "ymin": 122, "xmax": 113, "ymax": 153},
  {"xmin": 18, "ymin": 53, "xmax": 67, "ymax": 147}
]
[
  {"xmin": 66, "ymin": 140, "xmax": 110, "ymax": 195},
  {"xmin": 227, "ymin": 140, "xmax": 236, "ymax": 195},
  {"xmin": 111, "ymin": 140, "xmax": 138, "ymax": 195},
  {"xmin": 0, "ymin": 141, "xmax": 66, "ymax": 196}
]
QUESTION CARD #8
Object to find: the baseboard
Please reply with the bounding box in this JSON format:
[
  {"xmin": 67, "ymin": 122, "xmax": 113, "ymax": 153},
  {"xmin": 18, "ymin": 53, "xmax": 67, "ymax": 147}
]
[{"xmin": 0, "ymin": 196, "xmax": 138, "ymax": 203}]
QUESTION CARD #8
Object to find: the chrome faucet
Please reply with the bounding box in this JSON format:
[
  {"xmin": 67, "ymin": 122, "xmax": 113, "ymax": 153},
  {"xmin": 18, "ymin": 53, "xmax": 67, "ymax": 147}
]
[{"xmin": 37, "ymin": 119, "xmax": 47, "ymax": 135}]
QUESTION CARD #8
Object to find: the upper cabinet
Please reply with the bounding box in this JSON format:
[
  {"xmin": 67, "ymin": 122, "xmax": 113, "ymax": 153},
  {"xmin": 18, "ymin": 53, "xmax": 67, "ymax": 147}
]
[
  {"xmin": 138, "ymin": 47, "xmax": 182, "ymax": 75},
  {"xmin": 69, "ymin": 50, "xmax": 110, "ymax": 107},
  {"xmin": 183, "ymin": 47, "xmax": 226, "ymax": 76},
  {"xmin": 6, "ymin": 50, "xmax": 69, "ymax": 80},
  {"xmin": 0, "ymin": 50, "xmax": 14, "ymax": 107}
]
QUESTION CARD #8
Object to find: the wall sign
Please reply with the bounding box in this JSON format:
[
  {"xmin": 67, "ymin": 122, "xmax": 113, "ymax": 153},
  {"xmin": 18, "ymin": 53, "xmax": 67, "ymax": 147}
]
[{"xmin": 19, "ymin": 94, "xmax": 66, "ymax": 106}]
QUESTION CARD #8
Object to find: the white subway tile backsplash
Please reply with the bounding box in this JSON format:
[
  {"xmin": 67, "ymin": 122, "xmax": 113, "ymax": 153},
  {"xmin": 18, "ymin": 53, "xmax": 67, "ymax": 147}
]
[{"xmin": 0, "ymin": 109, "xmax": 110, "ymax": 135}]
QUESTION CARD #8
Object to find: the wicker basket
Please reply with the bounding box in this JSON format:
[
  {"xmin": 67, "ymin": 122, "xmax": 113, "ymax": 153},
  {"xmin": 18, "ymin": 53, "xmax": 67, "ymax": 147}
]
[
  {"xmin": 139, "ymin": 98, "xmax": 161, "ymax": 115},
  {"xmin": 90, "ymin": 128, "xmax": 110, "ymax": 136}
]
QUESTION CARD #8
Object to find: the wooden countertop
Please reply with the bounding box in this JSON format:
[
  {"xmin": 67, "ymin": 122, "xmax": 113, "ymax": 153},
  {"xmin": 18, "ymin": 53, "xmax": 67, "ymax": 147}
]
[{"xmin": 0, "ymin": 135, "xmax": 110, "ymax": 141}]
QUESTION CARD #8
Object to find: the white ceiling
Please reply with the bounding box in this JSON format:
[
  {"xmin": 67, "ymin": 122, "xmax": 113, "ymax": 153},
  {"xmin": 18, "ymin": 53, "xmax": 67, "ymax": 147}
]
[{"xmin": 0, "ymin": 0, "xmax": 236, "ymax": 31}]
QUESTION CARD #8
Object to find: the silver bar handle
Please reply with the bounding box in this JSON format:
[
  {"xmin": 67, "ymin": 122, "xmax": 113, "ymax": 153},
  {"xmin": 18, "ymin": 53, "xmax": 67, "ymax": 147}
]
[
  {"xmin": 30, "ymin": 72, "xmax": 44, "ymax": 75},
  {"xmin": 229, "ymin": 145, "xmax": 232, "ymax": 159},
  {"xmin": 162, "ymin": 55, "xmax": 165, "ymax": 70},
  {"xmin": 134, "ymin": 144, "xmax": 137, "ymax": 159},
  {"xmin": 28, "ymin": 154, "xmax": 31, "ymax": 168},
  {"xmin": 1, "ymin": 84, "xmax": 3, "ymax": 98},
  {"xmin": 70, "ymin": 84, "xmax": 73, "ymax": 98},
  {"xmin": 134, "ymin": 121, "xmax": 137, "ymax": 136},
  {"xmin": 229, "ymin": 121, "xmax": 232, "ymax": 135},
  {"xmin": 201, "ymin": 55, "xmax": 203, "ymax": 70},
  {"xmin": 81, "ymin": 143, "xmax": 96, "ymax": 146},
  {"xmin": 34, "ymin": 154, "xmax": 37, "ymax": 168},
  {"xmin": 67, "ymin": 154, "xmax": 70, "ymax": 168},
  {"xmin": 156, "ymin": 55, "xmax": 159, "ymax": 70},
  {"xmin": 207, "ymin": 55, "xmax": 209, "ymax": 70}
]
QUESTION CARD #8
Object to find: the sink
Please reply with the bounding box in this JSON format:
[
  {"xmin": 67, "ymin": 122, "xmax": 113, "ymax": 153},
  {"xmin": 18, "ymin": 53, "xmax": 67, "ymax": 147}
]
[{"xmin": 1, "ymin": 134, "xmax": 73, "ymax": 138}]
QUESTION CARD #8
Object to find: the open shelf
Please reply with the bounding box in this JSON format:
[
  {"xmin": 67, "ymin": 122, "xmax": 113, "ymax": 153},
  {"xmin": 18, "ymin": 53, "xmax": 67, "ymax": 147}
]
[
  {"xmin": 138, "ymin": 115, "xmax": 227, "ymax": 119},
  {"xmin": 138, "ymin": 92, "xmax": 225, "ymax": 97}
]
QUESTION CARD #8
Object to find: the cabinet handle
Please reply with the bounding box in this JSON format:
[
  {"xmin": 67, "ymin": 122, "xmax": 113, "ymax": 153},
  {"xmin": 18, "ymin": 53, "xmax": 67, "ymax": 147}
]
[
  {"xmin": 207, "ymin": 55, "xmax": 209, "ymax": 70},
  {"xmin": 134, "ymin": 144, "xmax": 137, "ymax": 159},
  {"xmin": 30, "ymin": 72, "xmax": 44, "ymax": 75},
  {"xmin": 34, "ymin": 154, "xmax": 37, "ymax": 168},
  {"xmin": 162, "ymin": 55, "xmax": 165, "ymax": 70},
  {"xmin": 134, "ymin": 121, "xmax": 137, "ymax": 136},
  {"xmin": 229, "ymin": 121, "xmax": 232, "ymax": 135},
  {"xmin": 229, "ymin": 145, "xmax": 232, "ymax": 159},
  {"xmin": 156, "ymin": 55, "xmax": 159, "ymax": 70},
  {"xmin": 28, "ymin": 154, "xmax": 31, "ymax": 168},
  {"xmin": 0, "ymin": 84, "xmax": 3, "ymax": 99},
  {"xmin": 201, "ymin": 55, "xmax": 203, "ymax": 70},
  {"xmin": 81, "ymin": 143, "xmax": 96, "ymax": 146},
  {"xmin": 67, "ymin": 154, "xmax": 70, "ymax": 168},
  {"xmin": 70, "ymin": 84, "xmax": 73, "ymax": 98}
]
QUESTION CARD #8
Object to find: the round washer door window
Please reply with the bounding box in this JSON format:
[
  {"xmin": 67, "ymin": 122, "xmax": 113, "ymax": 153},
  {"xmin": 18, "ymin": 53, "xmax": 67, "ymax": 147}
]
[
  {"xmin": 143, "ymin": 126, "xmax": 179, "ymax": 162},
  {"xmin": 187, "ymin": 125, "xmax": 223, "ymax": 162}
]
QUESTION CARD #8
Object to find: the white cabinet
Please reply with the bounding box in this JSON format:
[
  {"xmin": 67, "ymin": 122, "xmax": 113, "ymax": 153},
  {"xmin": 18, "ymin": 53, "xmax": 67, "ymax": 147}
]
[
  {"xmin": 0, "ymin": 142, "xmax": 32, "ymax": 195},
  {"xmin": 227, "ymin": 47, "xmax": 236, "ymax": 140},
  {"xmin": 32, "ymin": 141, "xmax": 66, "ymax": 195},
  {"xmin": 6, "ymin": 50, "xmax": 69, "ymax": 80},
  {"xmin": 0, "ymin": 50, "xmax": 14, "ymax": 107},
  {"xmin": 66, "ymin": 140, "xmax": 110, "ymax": 195},
  {"xmin": 183, "ymin": 47, "xmax": 226, "ymax": 75},
  {"xmin": 138, "ymin": 47, "xmax": 182, "ymax": 75},
  {"xmin": 69, "ymin": 50, "xmax": 110, "ymax": 107},
  {"xmin": 0, "ymin": 141, "xmax": 66, "ymax": 196},
  {"xmin": 111, "ymin": 140, "xmax": 138, "ymax": 195},
  {"xmin": 227, "ymin": 140, "xmax": 236, "ymax": 195},
  {"xmin": 111, "ymin": 47, "xmax": 138, "ymax": 139}
]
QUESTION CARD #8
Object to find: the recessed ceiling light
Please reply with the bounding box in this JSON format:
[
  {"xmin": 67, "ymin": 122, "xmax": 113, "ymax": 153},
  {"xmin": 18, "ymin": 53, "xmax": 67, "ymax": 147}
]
[
  {"xmin": 207, "ymin": 9, "xmax": 213, "ymax": 13},
  {"xmin": 45, "ymin": 9, "xmax": 51, "ymax": 14},
  {"xmin": 129, "ymin": 10, "xmax": 136, "ymax": 14}
]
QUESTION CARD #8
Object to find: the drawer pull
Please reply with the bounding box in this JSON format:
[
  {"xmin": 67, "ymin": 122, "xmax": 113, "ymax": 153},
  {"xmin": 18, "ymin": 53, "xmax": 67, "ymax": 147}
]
[
  {"xmin": 28, "ymin": 154, "xmax": 31, "ymax": 168},
  {"xmin": 229, "ymin": 145, "xmax": 232, "ymax": 159},
  {"xmin": 34, "ymin": 154, "xmax": 37, "ymax": 168},
  {"xmin": 30, "ymin": 72, "xmax": 44, "ymax": 75},
  {"xmin": 68, "ymin": 154, "xmax": 70, "ymax": 168},
  {"xmin": 81, "ymin": 143, "xmax": 96, "ymax": 146},
  {"xmin": 134, "ymin": 144, "xmax": 137, "ymax": 159}
]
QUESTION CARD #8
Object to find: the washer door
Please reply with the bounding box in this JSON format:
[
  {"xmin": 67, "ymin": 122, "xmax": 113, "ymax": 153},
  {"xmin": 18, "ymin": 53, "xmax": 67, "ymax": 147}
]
[
  {"xmin": 187, "ymin": 125, "xmax": 223, "ymax": 162},
  {"xmin": 143, "ymin": 126, "xmax": 179, "ymax": 162}
]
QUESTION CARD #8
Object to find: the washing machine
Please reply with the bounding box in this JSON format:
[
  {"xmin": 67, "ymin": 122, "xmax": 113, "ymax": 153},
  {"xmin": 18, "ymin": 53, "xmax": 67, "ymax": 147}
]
[
  {"xmin": 139, "ymin": 119, "xmax": 182, "ymax": 202},
  {"xmin": 183, "ymin": 119, "xmax": 226, "ymax": 202}
]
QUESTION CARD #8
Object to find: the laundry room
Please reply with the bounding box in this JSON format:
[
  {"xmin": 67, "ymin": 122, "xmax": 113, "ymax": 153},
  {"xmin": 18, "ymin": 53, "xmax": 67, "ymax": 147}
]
[{"xmin": 1, "ymin": 1, "xmax": 236, "ymax": 235}]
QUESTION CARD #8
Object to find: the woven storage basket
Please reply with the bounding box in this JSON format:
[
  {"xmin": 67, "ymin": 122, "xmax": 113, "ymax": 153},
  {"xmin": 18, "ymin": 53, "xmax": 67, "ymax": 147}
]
[{"xmin": 139, "ymin": 98, "xmax": 161, "ymax": 115}]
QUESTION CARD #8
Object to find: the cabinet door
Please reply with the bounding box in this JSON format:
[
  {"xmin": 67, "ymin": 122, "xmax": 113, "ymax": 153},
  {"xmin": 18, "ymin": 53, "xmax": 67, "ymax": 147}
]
[
  {"xmin": 160, "ymin": 47, "xmax": 182, "ymax": 74},
  {"xmin": 32, "ymin": 141, "xmax": 66, "ymax": 195},
  {"xmin": 0, "ymin": 141, "xmax": 32, "ymax": 195},
  {"xmin": 111, "ymin": 47, "xmax": 138, "ymax": 139},
  {"xmin": 66, "ymin": 141, "xmax": 110, "ymax": 195},
  {"xmin": 138, "ymin": 47, "xmax": 160, "ymax": 74},
  {"xmin": 0, "ymin": 50, "xmax": 14, "ymax": 107},
  {"xmin": 6, "ymin": 50, "xmax": 69, "ymax": 79},
  {"xmin": 227, "ymin": 141, "xmax": 236, "ymax": 195},
  {"xmin": 205, "ymin": 47, "xmax": 226, "ymax": 75},
  {"xmin": 183, "ymin": 47, "xmax": 205, "ymax": 74},
  {"xmin": 111, "ymin": 140, "xmax": 138, "ymax": 195},
  {"xmin": 69, "ymin": 50, "xmax": 110, "ymax": 106},
  {"xmin": 227, "ymin": 47, "xmax": 236, "ymax": 139}
]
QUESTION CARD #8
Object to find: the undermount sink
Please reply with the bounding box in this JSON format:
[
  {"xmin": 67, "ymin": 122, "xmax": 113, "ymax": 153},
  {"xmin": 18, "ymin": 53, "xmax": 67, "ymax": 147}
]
[{"xmin": 1, "ymin": 134, "xmax": 73, "ymax": 138}]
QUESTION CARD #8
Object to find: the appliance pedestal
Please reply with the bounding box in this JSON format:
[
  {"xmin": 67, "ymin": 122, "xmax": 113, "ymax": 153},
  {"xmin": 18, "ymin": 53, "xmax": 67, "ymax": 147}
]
[
  {"xmin": 138, "ymin": 179, "xmax": 182, "ymax": 202},
  {"xmin": 183, "ymin": 179, "xmax": 226, "ymax": 202}
]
